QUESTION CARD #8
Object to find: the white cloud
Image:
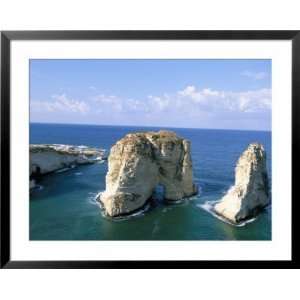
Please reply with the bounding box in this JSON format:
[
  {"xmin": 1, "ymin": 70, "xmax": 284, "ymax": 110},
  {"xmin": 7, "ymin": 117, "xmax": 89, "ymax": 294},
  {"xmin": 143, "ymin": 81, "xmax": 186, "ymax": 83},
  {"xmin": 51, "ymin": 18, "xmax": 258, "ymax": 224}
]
[
  {"xmin": 241, "ymin": 70, "xmax": 268, "ymax": 80},
  {"xmin": 92, "ymin": 94, "xmax": 123, "ymax": 112},
  {"xmin": 88, "ymin": 86, "xmax": 272, "ymax": 116},
  {"xmin": 178, "ymin": 85, "xmax": 204, "ymax": 102},
  {"xmin": 30, "ymin": 86, "xmax": 271, "ymax": 130},
  {"xmin": 148, "ymin": 94, "xmax": 171, "ymax": 111},
  {"xmin": 235, "ymin": 89, "xmax": 271, "ymax": 112},
  {"xmin": 31, "ymin": 94, "xmax": 90, "ymax": 114},
  {"xmin": 176, "ymin": 86, "xmax": 271, "ymax": 113}
]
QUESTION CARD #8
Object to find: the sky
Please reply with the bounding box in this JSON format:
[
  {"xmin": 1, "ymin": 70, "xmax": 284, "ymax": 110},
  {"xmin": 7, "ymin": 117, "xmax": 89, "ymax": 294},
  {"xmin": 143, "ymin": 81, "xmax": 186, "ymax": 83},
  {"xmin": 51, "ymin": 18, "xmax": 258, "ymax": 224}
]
[{"xmin": 30, "ymin": 59, "xmax": 271, "ymax": 131}]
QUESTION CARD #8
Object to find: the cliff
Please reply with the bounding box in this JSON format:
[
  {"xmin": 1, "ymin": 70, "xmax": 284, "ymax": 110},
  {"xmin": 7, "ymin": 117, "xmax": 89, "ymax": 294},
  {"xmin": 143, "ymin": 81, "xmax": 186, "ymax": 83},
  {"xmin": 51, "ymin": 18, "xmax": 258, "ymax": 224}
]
[
  {"xmin": 30, "ymin": 144, "xmax": 105, "ymax": 188},
  {"xmin": 214, "ymin": 143, "xmax": 270, "ymax": 223},
  {"xmin": 100, "ymin": 131, "xmax": 198, "ymax": 217}
]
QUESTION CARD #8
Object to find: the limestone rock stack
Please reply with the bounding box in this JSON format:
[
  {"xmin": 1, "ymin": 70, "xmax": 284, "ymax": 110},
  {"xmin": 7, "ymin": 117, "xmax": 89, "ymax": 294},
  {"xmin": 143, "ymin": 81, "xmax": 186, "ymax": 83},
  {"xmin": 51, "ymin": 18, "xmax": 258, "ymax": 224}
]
[
  {"xmin": 100, "ymin": 131, "xmax": 198, "ymax": 217},
  {"xmin": 214, "ymin": 143, "xmax": 270, "ymax": 223}
]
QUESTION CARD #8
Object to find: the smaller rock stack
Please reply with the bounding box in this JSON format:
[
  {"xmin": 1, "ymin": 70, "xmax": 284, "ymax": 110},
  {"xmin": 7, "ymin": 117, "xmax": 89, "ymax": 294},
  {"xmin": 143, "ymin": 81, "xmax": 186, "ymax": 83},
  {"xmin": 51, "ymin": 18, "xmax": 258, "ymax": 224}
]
[{"xmin": 214, "ymin": 143, "xmax": 270, "ymax": 223}]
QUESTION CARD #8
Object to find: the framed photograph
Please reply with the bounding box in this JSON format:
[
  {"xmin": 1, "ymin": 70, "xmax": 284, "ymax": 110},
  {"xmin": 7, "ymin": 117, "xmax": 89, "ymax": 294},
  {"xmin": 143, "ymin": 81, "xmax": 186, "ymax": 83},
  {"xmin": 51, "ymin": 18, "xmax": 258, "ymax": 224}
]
[{"xmin": 1, "ymin": 31, "xmax": 299, "ymax": 268}]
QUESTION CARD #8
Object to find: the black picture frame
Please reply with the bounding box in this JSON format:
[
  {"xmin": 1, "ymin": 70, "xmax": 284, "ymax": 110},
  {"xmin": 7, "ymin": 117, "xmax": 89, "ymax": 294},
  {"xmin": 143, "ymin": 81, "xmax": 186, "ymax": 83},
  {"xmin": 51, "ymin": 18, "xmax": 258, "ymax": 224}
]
[{"xmin": 1, "ymin": 30, "xmax": 299, "ymax": 269}]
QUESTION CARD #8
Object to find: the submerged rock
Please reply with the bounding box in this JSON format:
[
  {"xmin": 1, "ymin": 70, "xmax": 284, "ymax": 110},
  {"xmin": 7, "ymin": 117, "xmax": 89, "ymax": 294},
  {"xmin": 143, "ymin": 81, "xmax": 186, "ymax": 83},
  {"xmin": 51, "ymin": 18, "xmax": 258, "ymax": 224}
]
[
  {"xmin": 30, "ymin": 144, "xmax": 105, "ymax": 188},
  {"xmin": 214, "ymin": 143, "xmax": 270, "ymax": 224},
  {"xmin": 100, "ymin": 131, "xmax": 198, "ymax": 217}
]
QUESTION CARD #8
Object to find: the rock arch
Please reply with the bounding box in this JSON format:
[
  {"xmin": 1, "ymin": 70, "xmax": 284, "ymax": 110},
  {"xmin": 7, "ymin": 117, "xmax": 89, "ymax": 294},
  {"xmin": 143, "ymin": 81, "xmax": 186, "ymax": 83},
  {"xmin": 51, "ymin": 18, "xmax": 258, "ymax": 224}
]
[{"xmin": 100, "ymin": 131, "xmax": 198, "ymax": 217}]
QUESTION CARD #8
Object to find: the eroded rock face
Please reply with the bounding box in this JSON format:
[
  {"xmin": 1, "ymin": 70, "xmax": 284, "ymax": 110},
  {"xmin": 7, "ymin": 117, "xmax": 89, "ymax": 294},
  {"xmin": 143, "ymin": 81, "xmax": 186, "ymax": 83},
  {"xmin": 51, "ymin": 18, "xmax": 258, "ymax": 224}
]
[
  {"xmin": 100, "ymin": 131, "xmax": 198, "ymax": 217},
  {"xmin": 30, "ymin": 144, "xmax": 105, "ymax": 188},
  {"xmin": 214, "ymin": 143, "xmax": 270, "ymax": 223}
]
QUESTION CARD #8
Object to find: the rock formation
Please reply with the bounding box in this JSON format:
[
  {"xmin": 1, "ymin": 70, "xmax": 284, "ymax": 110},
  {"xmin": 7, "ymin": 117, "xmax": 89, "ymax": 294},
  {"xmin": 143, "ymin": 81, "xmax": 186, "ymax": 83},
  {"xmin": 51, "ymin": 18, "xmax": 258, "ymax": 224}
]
[
  {"xmin": 30, "ymin": 144, "xmax": 105, "ymax": 188},
  {"xmin": 214, "ymin": 143, "xmax": 270, "ymax": 223},
  {"xmin": 100, "ymin": 131, "xmax": 198, "ymax": 217}
]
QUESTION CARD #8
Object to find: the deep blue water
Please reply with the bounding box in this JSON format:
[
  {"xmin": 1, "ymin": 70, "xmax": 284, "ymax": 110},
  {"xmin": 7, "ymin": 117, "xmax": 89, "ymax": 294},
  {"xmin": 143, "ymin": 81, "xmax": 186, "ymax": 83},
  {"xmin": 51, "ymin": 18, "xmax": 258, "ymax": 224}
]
[{"xmin": 30, "ymin": 123, "xmax": 271, "ymax": 240}]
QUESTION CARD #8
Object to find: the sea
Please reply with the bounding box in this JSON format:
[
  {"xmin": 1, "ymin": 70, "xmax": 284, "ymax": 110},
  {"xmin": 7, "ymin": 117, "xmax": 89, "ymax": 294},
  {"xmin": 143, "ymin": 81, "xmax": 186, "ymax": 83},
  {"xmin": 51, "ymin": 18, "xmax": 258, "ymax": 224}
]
[{"xmin": 30, "ymin": 123, "xmax": 272, "ymax": 240}]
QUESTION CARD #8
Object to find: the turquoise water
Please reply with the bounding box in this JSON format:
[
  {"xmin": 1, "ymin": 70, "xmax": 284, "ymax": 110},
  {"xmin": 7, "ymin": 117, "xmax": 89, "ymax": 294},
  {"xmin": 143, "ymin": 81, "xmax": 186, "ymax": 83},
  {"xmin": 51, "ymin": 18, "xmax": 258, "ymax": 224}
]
[{"xmin": 30, "ymin": 123, "xmax": 271, "ymax": 240}]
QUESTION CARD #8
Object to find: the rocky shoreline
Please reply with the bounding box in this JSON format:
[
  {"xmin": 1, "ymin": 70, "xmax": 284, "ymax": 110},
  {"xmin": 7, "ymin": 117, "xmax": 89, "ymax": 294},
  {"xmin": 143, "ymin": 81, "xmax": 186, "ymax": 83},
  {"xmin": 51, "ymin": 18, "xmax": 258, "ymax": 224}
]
[
  {"xmin": 30, "ymin": 144, "xmax": 106, "ymax": 189},
  {"xmin": 30, "ymin": 132, "xmax": 270, "ymax": 226}
]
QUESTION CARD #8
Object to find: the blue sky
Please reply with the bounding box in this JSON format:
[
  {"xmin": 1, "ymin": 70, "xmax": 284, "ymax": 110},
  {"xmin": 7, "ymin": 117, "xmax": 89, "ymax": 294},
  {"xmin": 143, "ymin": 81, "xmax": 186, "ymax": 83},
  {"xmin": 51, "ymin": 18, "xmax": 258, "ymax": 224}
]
[{"xmin": 30, "ymin": 59, "xmax": 271, "ymax": 131}]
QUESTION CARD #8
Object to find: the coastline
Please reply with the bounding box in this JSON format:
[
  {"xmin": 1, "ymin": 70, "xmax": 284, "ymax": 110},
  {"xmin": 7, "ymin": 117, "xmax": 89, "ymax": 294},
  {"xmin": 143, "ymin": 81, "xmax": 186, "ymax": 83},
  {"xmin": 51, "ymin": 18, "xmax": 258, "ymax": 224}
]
[{"xmin": 30, "ymin": 123, "xmax": 271, "ymax": 241}]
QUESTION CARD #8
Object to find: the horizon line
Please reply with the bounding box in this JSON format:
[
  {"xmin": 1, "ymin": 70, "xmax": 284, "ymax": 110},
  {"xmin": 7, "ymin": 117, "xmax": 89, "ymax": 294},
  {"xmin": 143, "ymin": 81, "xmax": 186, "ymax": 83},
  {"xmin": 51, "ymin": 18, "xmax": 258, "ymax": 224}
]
[{"xmin": 30, "ymin": 121, "xmax": 271, "ymax": 133}]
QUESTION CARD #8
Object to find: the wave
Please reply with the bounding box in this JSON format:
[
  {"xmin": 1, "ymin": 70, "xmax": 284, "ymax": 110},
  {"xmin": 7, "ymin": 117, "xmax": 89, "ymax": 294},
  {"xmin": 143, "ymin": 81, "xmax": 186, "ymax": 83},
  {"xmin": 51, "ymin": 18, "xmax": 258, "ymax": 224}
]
[
  {"xmin": 86, "ymin": 191, "xmax": 102, "ymax": 206},
  {"xmin": 55, "ymin": 167, "xmax": 71, "ymax": 173},
  {"xmin": 75, "ymin": 172, "xmax": 82, "ymax": 176},
  {"xmin": 89, "ymin": 191, "xmax": 151, "ymax": 221},
  {"xmin": 31, "ymin": 184, "xmax": 44, "ymax": 191},
  {"xmin": 165, "ymin": 199, "xmax": 186, "ymax": 205},
  {"xmin": 105, "ymin": 203, "xmax": 151, "ymax": 222},
  {"xmin": 163, "ymin": 193, "xmax": 199, "ymax": 206},
  {"xmin": 198, "ymin": 200, "xmax": 257, "ymax": 227}
]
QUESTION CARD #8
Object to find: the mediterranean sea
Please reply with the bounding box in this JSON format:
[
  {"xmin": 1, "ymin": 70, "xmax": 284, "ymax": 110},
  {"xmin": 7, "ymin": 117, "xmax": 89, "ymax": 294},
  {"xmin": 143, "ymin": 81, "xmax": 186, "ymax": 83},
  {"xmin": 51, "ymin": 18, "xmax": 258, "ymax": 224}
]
[{"xmin": 30, "ymin": 123, "xmax": 271, "ymax": 240}]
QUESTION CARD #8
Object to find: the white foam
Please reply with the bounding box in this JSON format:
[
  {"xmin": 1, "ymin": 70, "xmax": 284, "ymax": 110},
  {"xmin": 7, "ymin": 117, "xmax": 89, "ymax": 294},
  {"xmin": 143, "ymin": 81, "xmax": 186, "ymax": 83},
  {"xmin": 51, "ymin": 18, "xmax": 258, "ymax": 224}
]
[
  {"xmin": 96, "ymin": 159, "xmax": 105, "ymax": 164},
  {"xmin": 167, "ymin": 199, "xmax": 185, "ymax": 204},
  {"xmin": 101, "ymin": 203, "xmax": 151, "ymax": 222},
  {"xmin": 94, "ymin": 191, "xmax": 103, "ymax": 200},
  {"xmin": 75, "ymin": 172, "xmax": 82, "ymax": 176},
  {"xmin": 55, "ymin": 167, "xmax": 71, "ymax": 173},
  {"xmin": 94, "ymin": 191, "xmax": 151, "ymax": 221},
  {"xmin": 31, "ymin": 184, "xmax": 44, "ymax": 192},
  {"xmin": 198, "ymin": 200, "xmax": 257, "ymax": 227},
  {"xmin": 86, "ymin": 191, "xmax": 102, "ymax": 206},
  {"xmin": 165, "ymin": 194, "xmax": 198, "ymax": 206}
]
